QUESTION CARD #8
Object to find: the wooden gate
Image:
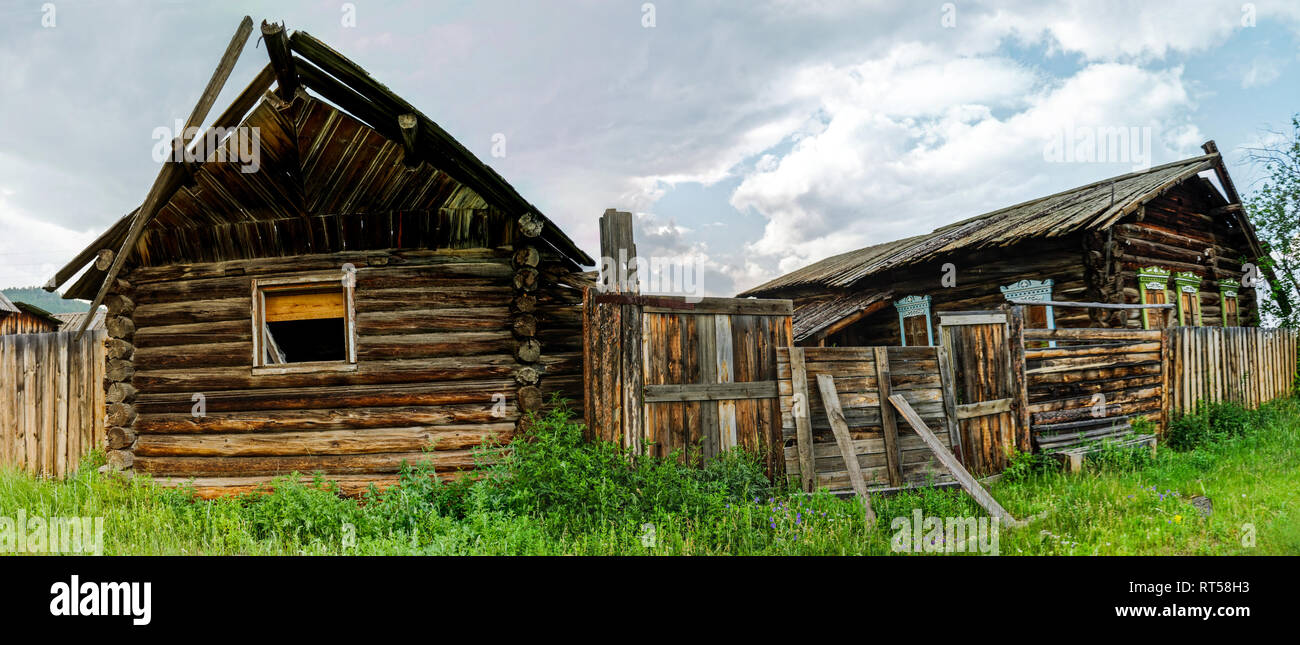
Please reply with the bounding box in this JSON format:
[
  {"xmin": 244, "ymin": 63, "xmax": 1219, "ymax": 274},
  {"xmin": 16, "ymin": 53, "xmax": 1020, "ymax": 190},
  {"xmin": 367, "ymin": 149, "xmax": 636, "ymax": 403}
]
[
  {"xmin": 938, "ymin": 311, "xmax": 1028, "ymax": 475},
  {"xmin": 583, "ymin": 292, "xmax": 793, "ymax": 474}
]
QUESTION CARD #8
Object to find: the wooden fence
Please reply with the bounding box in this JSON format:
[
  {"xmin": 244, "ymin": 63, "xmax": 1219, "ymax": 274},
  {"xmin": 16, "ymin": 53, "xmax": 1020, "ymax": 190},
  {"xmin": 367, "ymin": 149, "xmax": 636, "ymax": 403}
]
[
  {"xmin": 1021, "ymin": 327, "xmax": 1164, "ymax": 453},
  {"xmin": 778, "ymin": 346, "xmax": 958, "ymax": 492},
  {"xmin": 0, "ymin": 330, "xmax": 106, "ymax": 477},
  {"xmin": 938, "ymin": 311, "xmax": 1024, "ymax": 475},
  {"xmin": 582, "ymin": 291, "xmax": 793, "ymax": 474},
  {"xmin": 1167, "ymin": 327, "xmax": 1298, "ymax": 415}
]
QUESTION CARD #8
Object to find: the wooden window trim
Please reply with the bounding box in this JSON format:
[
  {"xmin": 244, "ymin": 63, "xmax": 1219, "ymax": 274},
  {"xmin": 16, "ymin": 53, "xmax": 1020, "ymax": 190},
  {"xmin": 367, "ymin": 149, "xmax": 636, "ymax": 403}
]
[
  {"xmin": 1173, "ymin": 272, "xmax": 1204, "ymax": 327},
  {"xmin": 894, "ymin": 295, "xmax": 933, "ymax": 347},
  {"xmin": 250, "ymin": 269, "xmax": 358, "ymax": 373},
  {"xmin": 1001, "ymin": 278, "xmax": 1055, "ymax": 347},
  {"xmin": 1219, "ymin": 279, "xmax": 1240, "ymax": 328},
  {"xmin": 1137, "ymin": 266, "xmax": 1171, "ymax": 330}
]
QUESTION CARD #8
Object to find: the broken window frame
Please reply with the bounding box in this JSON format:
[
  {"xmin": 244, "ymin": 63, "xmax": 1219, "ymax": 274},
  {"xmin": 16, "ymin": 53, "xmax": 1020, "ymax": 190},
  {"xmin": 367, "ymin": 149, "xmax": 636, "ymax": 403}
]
[{"xmin": 250, "ymin": 269, "xmax": 358, "ymax": 373}]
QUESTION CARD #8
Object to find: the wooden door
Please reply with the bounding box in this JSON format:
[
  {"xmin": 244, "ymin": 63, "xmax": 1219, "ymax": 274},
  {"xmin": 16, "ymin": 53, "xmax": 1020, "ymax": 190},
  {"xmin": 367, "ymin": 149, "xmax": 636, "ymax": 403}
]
[{"xmin": 939, "ymin": 312, "xmax": 1021, "ymax": 476}]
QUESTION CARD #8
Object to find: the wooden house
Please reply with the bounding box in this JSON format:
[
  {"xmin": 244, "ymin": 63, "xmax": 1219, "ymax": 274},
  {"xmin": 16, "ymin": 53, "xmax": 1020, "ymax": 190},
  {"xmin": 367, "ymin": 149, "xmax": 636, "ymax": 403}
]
[
  {"xmin": 740, "ymin": 143, "xmax": 1285, "ymax": 347},
  {"xmin": 45, "ymin": 19, "xmax": 594, "ymax": 497},
  {"xmin": 0, "ymin": 293, "xmax": 62, "ymax": 335},
  {"xmin": 53, "ymin": 309, "xmax": 107, "ymax": 332}
]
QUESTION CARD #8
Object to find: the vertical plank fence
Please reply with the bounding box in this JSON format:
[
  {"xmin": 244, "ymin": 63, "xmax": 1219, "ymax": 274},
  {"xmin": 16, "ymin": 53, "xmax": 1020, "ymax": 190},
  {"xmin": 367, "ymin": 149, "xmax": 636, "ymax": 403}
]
[
  {"xmin": 583, "ymin": 292, "xmax": 793, "ymax": 475},
  {"xmin": 0, "ymin": 330, "xmax": 106, "ymax": 477},
  {"xmin": 1167, "ymin": 327, "xmax": 1298, "ymax": 415}
]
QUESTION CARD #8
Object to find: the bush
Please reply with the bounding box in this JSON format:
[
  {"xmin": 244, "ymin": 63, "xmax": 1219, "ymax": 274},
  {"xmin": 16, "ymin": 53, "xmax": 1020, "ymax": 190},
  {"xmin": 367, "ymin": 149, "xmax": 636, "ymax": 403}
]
[
  {"xmin": 476, "ymin": 400, "xmax": 776, "ymax": 530},
  {"xmin": 1167, "ymin": 400, "xmax": 1255, "ymax": 450},
  {"xmin": 1001, "ymin": 448, "xmax": 1058, "ymax": 482}
]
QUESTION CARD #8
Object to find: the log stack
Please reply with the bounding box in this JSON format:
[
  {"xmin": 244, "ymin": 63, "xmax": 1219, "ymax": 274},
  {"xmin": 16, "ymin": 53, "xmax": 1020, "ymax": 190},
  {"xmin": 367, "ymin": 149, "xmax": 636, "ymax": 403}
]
[
  {"xmin": 514, "ymin": 213, "xmax": 545, "ymax": 425},
  {"xmin": 103, "ymin": 277, "xmax": 138, "ymax": 472}
]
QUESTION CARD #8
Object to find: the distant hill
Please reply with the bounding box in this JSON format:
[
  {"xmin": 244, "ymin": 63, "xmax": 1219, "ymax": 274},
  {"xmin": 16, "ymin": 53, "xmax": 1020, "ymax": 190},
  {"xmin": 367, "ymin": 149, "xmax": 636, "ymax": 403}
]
[{"xmin": 1, "ymin": 287, "xmax": 92, "ymax": 314}]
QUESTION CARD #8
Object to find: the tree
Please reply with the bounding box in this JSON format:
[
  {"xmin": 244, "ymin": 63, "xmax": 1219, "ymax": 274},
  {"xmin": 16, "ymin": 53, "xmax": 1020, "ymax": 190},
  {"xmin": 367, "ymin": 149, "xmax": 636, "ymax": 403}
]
[{"xmin": 1244, "ymin": 115, "xmax": 1300, "ymax": 329}]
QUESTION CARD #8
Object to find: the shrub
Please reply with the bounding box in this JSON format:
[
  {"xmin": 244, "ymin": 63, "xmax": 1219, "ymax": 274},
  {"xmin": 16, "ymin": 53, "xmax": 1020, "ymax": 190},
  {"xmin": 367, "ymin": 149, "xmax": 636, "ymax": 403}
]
[
  {"xmin": 1001, "ymin": 448, "xmax": 1058, "ymax": 482},
  {"xmin": 1167, "ymin": 400, "xmax": 1254, "ymax": 450},
  {"xmin": 475, "ymin": 400, "xmax": 776, "ymax": 530}
]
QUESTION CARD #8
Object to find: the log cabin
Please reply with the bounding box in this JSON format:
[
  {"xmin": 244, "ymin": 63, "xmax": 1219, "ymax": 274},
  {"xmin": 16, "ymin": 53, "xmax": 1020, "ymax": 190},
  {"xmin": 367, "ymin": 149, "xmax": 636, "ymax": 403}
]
[
  {"xmin": 0, "ymin": 292, "xmax": 62, "ymax": 335},
  {"xmin": 740, "ymin": 143, "xmax": 1286, "ymax": 347},
  {"xmin": 45, "ymin": 20, "xmax": 594, "ymax": 497}
]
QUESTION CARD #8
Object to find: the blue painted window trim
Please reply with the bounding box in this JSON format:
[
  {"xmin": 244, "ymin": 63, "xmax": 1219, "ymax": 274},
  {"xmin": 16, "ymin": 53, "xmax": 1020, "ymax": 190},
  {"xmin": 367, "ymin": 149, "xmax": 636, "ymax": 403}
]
[
  {"xmin": 894, "ymin": 295, "xmax": 934, "ymax": 346},
  {"xmin": 1001, "ymin": 279, "xmax": 1056, "ymax": 347}
]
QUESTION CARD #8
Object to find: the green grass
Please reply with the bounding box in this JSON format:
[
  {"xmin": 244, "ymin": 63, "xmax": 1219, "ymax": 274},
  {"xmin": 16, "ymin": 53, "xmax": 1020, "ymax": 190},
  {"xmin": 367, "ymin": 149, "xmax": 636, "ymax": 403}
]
[{"xmin": 2, "ymin": 396, "xmax": 1297, "ymax": 556}]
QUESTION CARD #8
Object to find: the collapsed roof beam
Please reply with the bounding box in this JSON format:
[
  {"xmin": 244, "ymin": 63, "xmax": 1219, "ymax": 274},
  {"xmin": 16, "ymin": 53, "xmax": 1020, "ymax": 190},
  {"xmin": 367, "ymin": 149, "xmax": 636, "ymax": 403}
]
[
  {"xmin": 288, "ymin": 30, "xmax": 593, "ymax": 266},
  {"xmin": 75, "ymin": 16, "xmax": 255, "ymax": 338},
  {"xmin": 260, "ymin": 21, "xmax": 298, "ymax": 100}
]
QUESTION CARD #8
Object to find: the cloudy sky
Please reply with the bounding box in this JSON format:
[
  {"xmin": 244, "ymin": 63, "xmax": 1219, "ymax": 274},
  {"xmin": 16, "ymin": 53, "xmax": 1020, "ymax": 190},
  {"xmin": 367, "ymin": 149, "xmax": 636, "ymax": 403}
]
[{"xmin": 0, "ymin": 0, "xmax": 1297, "ymax": 297}]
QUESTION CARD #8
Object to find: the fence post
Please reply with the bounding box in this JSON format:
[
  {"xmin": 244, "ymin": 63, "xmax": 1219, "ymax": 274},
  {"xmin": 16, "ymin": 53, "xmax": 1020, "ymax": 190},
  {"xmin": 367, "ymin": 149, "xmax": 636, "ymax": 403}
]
[{"xmin": 1005, "ymin": 305, "xmax": 1031, "ymax": 453}]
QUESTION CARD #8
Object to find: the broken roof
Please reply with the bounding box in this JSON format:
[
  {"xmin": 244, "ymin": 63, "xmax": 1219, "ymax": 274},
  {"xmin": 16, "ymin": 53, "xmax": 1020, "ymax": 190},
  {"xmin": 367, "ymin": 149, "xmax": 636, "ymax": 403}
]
[
  {"xmin": 49, "ymin": 17, "xmax": 594, "ymax": 306},
  {"xmin": 741, "ymin": 152, "xmax": 1238, "ymax": 297}
]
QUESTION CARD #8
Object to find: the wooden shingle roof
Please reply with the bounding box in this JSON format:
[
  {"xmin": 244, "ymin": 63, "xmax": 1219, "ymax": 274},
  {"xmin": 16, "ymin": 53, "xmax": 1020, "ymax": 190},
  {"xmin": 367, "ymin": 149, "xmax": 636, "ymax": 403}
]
[{"xmin": 741, "ymin": 154, "xmax": 1221, "ymax": 297}]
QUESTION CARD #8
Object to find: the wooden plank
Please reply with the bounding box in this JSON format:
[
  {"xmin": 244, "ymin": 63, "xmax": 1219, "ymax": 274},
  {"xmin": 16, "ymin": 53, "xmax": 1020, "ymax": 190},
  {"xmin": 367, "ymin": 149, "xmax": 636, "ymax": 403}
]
[
  {"xmin": 816, "ymin": 374, "xmax": 877, "ymax": 526},
  {"xmin": 788, "ymin": 347, "xmax": 815, "ymax": 492},
  {"xmin": 643, "ymin": 381, "xmax": 779, "ymax": 402},
  {"xmin": 641, "ymin": 296, "xmax": 793, "ymax": 316},
  {"xmin": 955, "ymin": 398, "xmax": 1013, "ymax": 419},
  {"xmin": 939, "ymin": 314, "xmax": 1007, "ymax": 326},
  {"xmin": 0, "ymin": 337, "xmax": 13, "ymax": 468},
  {"xmin": 873, "ymin": 346, "xmax": 902, "ymax": 487},
  {"xmin": 696, "ymin": 314, "xmax": 719, "ymax": 460},
  {"xmin": 935, "ymin": 343, "xmax": 963, "ymax": 465},
  {"xmin": 1025, "ymin": 328, "xmax": 1162, "ymax": 341},
  {"xmin": 888, "ymin": 394, "xmax": 1019, "ymax": 526},
  {"xmin": 715, "ymin": 314, "xmax": 736, "ymax": 450},
  {"xmin": 55, "ymin": 334, "xmax": 69, "ymax": 479},
  {"xmin": 624, "ymin": 302, "xmax": 643, "ymax": 453}
]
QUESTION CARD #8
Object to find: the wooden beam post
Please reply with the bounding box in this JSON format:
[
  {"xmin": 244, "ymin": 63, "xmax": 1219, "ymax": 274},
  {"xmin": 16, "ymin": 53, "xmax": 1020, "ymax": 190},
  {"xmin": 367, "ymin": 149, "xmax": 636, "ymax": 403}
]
[
  {"xmin": 888, "ymin": 394, "xmax": 1020, "ymax": 527},
  {"xmin": 816, "ymin": 374, "xmax": 877, "ymax": 527},
  {"xmin": 77, "ymin": 16, "xmax": 255, "ymax": 339},
  {"xmin": 260, "ymin": 20, "xmax": 298, "ymax": 100},
  {"xmin": 1005, "ymin": 305, "xmax": 1032, "ymax": 453},
  {"xmin": 873, "ymin": 346, "xmax": 903, "ymax": 487},
  {"xmin": 788, "ymin": 347, "xmax": 815, "ymax": 492}
]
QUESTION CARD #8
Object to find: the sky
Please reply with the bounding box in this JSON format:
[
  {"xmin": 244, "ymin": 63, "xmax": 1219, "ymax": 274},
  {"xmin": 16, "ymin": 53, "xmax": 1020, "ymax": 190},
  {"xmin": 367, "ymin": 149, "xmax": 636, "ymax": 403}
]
[{"xmin": 0, "ymin": 0, "xmax": 1297, "ymax": 298}]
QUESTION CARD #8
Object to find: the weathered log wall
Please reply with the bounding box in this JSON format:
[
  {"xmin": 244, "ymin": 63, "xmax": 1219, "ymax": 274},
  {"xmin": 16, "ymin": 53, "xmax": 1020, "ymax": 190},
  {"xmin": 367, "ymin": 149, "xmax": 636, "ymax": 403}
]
[
  {"xmin": 109, "ymin": 247, "xmax": 584, "ymax": 497},
  {"xmin": 1108, "ymin": 183, "xmax": 1259, "ymax": 328},
  {"xmin": 1022, "ymin": 328, "xmax": 1165, "ymax": 451},
  {"xmin": 818, "ymin": 235, "xmax": 1090, "ymax": 346}
]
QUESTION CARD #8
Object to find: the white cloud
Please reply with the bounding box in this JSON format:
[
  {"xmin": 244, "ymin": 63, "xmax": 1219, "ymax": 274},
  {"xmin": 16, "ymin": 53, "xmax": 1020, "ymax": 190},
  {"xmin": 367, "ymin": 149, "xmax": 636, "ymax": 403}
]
[
  {"xmin": 728, "ymin": 58, "xmax": 1203, "ymax": 289},
  {"xmin": 0, "ymin": 192, "xmax": 98, "ymax": 290}
]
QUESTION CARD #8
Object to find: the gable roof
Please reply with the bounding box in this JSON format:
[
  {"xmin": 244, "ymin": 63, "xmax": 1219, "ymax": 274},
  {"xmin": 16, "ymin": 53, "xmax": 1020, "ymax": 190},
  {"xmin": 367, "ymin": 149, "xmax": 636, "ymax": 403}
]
[
  {"xmin": 0, "ymin": 292, "xmax": 18, "ymax": 314},
  {"xmin": 50, "ymin": 19, "xmax": 593, "ymax": 302},
  {"xmin": 741, "ymin": 153, "xmax": 1227, "ymax": 297},
  {"xmin": 54, "ymin": 310, "xmax": 106, "ymax": 332}
]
